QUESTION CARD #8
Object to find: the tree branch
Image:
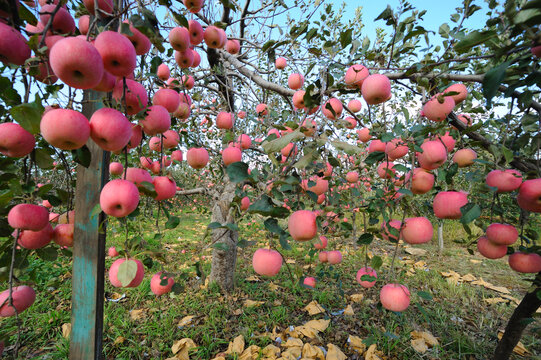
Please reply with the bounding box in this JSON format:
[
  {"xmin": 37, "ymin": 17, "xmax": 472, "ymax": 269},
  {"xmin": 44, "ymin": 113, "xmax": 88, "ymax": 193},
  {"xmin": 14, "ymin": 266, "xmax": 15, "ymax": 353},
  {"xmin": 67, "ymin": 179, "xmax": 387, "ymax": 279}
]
[{"xmin": 176, "ymin": 188, "xmax": 206, "ymax": 196}]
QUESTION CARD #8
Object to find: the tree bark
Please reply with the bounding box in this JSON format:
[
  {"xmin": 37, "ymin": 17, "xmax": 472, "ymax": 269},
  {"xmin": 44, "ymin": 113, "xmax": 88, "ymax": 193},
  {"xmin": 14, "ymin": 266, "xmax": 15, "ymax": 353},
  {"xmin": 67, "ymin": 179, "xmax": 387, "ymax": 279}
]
[
  {"xmin": 494, "ymin": 273, "xmax": 541, "ymax": 360},
  {"xmin": 437, "ymin": 221, "xmax": 444, "ymax": 253},
  {"xmin": 208, "ymin": 179, "xmax": 238, "ymax": 291}
]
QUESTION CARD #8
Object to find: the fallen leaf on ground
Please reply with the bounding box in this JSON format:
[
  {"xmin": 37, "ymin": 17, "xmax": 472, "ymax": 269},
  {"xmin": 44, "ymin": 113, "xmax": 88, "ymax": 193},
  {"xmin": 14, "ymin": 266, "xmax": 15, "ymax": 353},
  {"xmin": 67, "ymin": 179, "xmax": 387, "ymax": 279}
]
[
  {"xmin": 326, "ymin": 343, "xmax": 347, "ymax": 360},
  {"xmin": 171, "ymin": 338, "xmax": 197, "ymax": 360},
  {"xmin": 471, "ymin": 278, "xmax": 511, "ymax": 294},
  {"xmin": 460, "ymin": 273, "xmax": 477, "ymax": 282},
  {"xmin": 282, "ymin": 347, "xmax": 302, "ymax": 359},
  {"xmin": 232, "ymin": 308, "xmax": 242, "ymax": 315},
  {"xmin": 347, "ymin": 335, "xmax": 366, "ymax": 353},
  {"xmin": 244, "ymin": 299, "xmax": 265, "ymax": 308},
  {"xmin": 178, "ymin": 315, "xmax": 195, "ymax": 327},
  {"xmin": 245, "ymin": 275, "xmax": 260, "ymax": 282},
  {"xmin": 114, "ymin": 336, "xmax": 125, "ymax": 345},
  {"xmin": 304, "ymin": 300, "xmax": 325, "ymax": 315},
  {"xmin": 268, "ymin": 282, "xmax": 280, "ymax": 291},
  {"xmin": 239, "ymin": 345, "xmax": 260, "ymax": 360},
  {"xmin": 283, "ymin": 337, "xmax": 303, "ymax": 348},
  {"xmin": 262, "ymin": 344, "xmax": 281, "ymax": 359},
  {"xmin": 226, "ymin": 335, "xmax": 245, "ymax": 355},
  {"xmin": 484, "ymin": 297, "xmax": 509, "ymax": 305},
  {"xmin": 61, "ymin": 323, "xmax": 71, "ymax": 339},
  {"xmin": 130, "ymin": 309, "xmax": 146, "ymax": 321},
  {"xmin": 344, "ymin": 305, "xmax": 354, "ymax": 315},
  {"xmin": 286, "ymin": 259, "xmax": 296, "ymax": 264},
  {"xmin": 365, "ymin": 344, "xmax": 385, "ymax": 360},
  {"xmin": 410, "ymin": 330, "xmax": 439, "ymax": 353},
  {"xmin": 498, "ymin": 331, "xmax": 531, "ymax": 356},
  {"xmin": 440, "ymin": 270, "xmax": 461, "ymax": 285},
  {"xmin": 404, "ymin": 247, "xmax": 427, "ymax": 256},
  {"xmin": 470, "ymin": 259, "xmax": 482, "ymax": 264},
  {"xmin": 296, "ymin": 319, "xmax": 330, "ymax": 338},
  {"xmin": 302, "ymin": 343, "xmax": 325, "ymax": 359},
  {"xmin": 346, "ymin": 294, "xmax": 362, "ymax": 304}
]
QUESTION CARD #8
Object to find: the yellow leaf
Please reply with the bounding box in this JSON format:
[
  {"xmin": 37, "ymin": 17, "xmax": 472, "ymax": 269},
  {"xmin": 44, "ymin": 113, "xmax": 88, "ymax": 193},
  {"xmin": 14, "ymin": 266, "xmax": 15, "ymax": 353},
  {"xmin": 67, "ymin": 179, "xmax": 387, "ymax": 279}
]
[
  {"xmin": 245, "ymin": 275, "xmax": 261, "ymax": 282},
  {"xmin": 239, "ymin": 345, "xmax": 260, "ymax": 360},
  {"xmin": 469, "ymin": 259, "xmax": 482, "ymax": 264},
  {"xmin": 130, "ymin": 309, "xmax": 146, "ymax": 321},
  {"xmin": 413, "ymin": 260, "xmax": 427, "ymax": 269},
  {"xmin": 226, "ymin": 335, "xmax": 245, "ymax": 355},
  {"xmin": 61, "ymin": 323, "xmax": 71, "ymax": 339},
  {"xmin": 347, "ymin": 335, "xmax": 366, "ymax": 353},
  {"xmin": 484, "ymin": 297, "xmax": 508, "ymax": 305},
  {"xmin": 404, "ymin": 247, "xmax": 427, "ymax": 256},
  {"xmin": 302, "ymin": 343, "xmax": 325, "ymax": 359},
  {"xmin": 471, "ymin": 278, "xmax": 511, "ymax": 294},
  {"xmin": 460, "ymin": 273, "xmax": 477, "ymax": 282},
  {"xmin": 344, "ymin": 305, "xmax": 354, "ymax": 316},
  {"xmin": 286, "ymin": 259, "xmax": 296, "ymax": 264},
  {"xmin": 178, "ymin": 315, "xmax": 195, "ymax": 327},
  {"xmin": 114, "ymin": 336, "xmax": 125, "ymax": 345},
  {"xmin": 262, "ymin": 344, "xmax": 281, "ymax": 359},
  {"xmin": 171, "ymin": 338, "xmax": 197, "ymax": 360},
  {"xmin": 244, "ymin": 299, "xmax": 265, "ymax": 308},
  {"xmin": 411, "ymin": 338, "xmax": 428, "ymax": 353},
  {"xmin": 326, "ymin": 344, "xmax": 346, "ymax": 360},
  {"xmin": 364, "ymin": 344, "xmax": 384, "ymax": 360},
  {"xmin": 282, "ymin": 347, "xmax": 302, "ymax": 359},
  {"xmin": 233, "ymin": 308, "xmax": 243, "ymax": 315},
  {"xmin": 268, "ymin": 282, "xmax": 281, "ymax": 291},
  {"xmin": 304, "ymin": 300, "xmax": 325, "ymax": 315},
  {"xmin": 497, "ymin": 331, "xmax": 531, "ymax": 356},
  {"xmin": 350, "ymin": 294, "xmax": 364, "ymax": 303},
  {"xmin": 296, "ymin": 319, "xmax": 329, "ymax": 337},
  {"xmin": 283, "ymin": 337, "xmax": 303, "ymax": 348}
]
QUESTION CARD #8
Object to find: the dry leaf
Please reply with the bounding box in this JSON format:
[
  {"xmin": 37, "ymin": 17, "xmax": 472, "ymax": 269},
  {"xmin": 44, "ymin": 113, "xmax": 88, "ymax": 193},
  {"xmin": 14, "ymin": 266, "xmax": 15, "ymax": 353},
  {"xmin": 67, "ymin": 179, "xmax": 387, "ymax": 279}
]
[
  {"xmin": 226, "ymin": 335, "xmax": 245, "ymax": 355},
  {"xmin": 411, "ymin": 338, "xmax": 428, "ymax": 353},
  {"xmin": 286, "ymin": 259, "xmax": 296, "ymax": 264},
  {"xmin": 178, "ymin": 315, "xmax": 195, "ymax": 327},
  {"xmin": 283, "ymin": 337, "xmax": 303, "ymax": 348},
  {"xmin": 244, "ymin": 299, "xmax": 265, "ymax": 308},
  {"xmin": 302, "ymin": 343, "xmax": 325, "ymax": 359},
  {"xmin": 61, "ymin": 323, "xmax": 71, "ymax": 339},
  {"xmin": 130, "ymin": 309, "xmax": 146, "ymax": 321},
  {"xmin": 268, "ymin": 282, "xmax": 281, "ymax": 291},
  {"xmin": 471, "ymin": 278, "xmax": 511, "ymax": 294},
  {"xmin": 245, "ymin": 275, "xmax": 260, "ymax": 282},
  {"xmin": 239, "ymin": 345, "xmax": 260, "ymax": 360},
  {"xmin": 350, "ymin": 294, "xmax": 364, "ymax": 303},
  {"xmin": 114, "ymin": 336, "xmax": 125, "ymax": 345},
  {"xmin": 498, "ymin": 331, "xmax": 531, "ymax": 356},
  {"xmin": 404, "ymin": 247, "xmax": 427, "ymax": 256},
  {"xmin": 501, "ymin": 294, "xmax": 521, "ymax": 305},
  {"xmin": 364, "ymin": 344, "xmax": 384, "ymax": 360},
  {"xmin": 210, "ymin": 357, "xmax": 226, "ymax": 360},
  {"xmin": 326, "ymin": 344, "xmax": 346, "ymax": 360},
  {"xmin": 282, "ymin": 347, "xmax": 302, "ymax": 359},
  {"xmin": 171, "ymin": 338, "xmax": 197, "ymax": 360},
  {"xmin": 304, "ymin": 300, "xmax": 325, "ymax": 315},
  {"xmin": 460, "ymin": 273, "xmax": 477, "ymax": 282},
  {"xmin": 440, "ymin": 270, "xmax": 461, "ymax": 285},
  {"xmin": 232, "ymin": 308, "xmax": 243, "ymax": 315},
  {"xmin": 262, "ymin": 344, "xmax": 281, "ymax": 359},
  {"xmin": 469, "ymin": 259, "xmax": 482, "ymax": 264},
  {"xmin": 348, "ymin": 335, "xmax": 366, "ymax": 353},
  {"xmin": 344, "ymin": 305, "xmax": 354, "ymax": 316},
  {"xmin": 296, "ymin": 319, "xmax": 330, "ymax": 338},
  {"xmin": 413, "ymin": 260, "xmax": 427, "ymax": 269},
  {"xmin": 484, "ymin": 297, "xmax": 508, "ymax": 305}
]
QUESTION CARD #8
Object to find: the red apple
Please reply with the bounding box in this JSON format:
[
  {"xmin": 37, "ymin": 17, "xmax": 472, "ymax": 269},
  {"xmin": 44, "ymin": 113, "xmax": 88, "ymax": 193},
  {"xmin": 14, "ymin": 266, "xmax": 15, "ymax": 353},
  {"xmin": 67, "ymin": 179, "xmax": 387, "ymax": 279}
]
[
  {"xmin": 222, "ymin": 146, "xmax": 242, "ymax": 166},
  {"xmin": 275, "ymin": 57, "xmax": 287, "ymax": 69},
  {"xmin": 288, "ymin": 210, "xmax": 317, "ymax": 241},
  {"xmin": 94, "ymin": 30, "xmax": 136, "ymax": 77},
  {"xmin": 0, "ymin": 286, "xmax": 36, "ymax": 317},
  {"xmin": 90, "ymin": 108, "xmax": 133, "ymax": 152},
  {"xmin": 150, "ymin": 272, "xmax": 174, "ymax": 296},
  {"xmin": 401, "ymin": 217, "xmax": 433, "ymax": 244},
  {"xmin": 405, "ymin": 168, "xmax": 434, "ymax": 195},
  {"xmin": 517, "ymin": 178, "xmax": 541, "ymax": 212},
  {"xmin": 368, "ymin": 139, "xmax": 386, "ymax": 153},
  {"xmin": 108, "ymin": 246, "xmax": 119, "ymax": 257},
  {"xmin": 288, "ymin": 73, "xmax": 304, "ymax": 90},
  {"xmin": 252, "ymin": 248, "xmax": 282, "ymax": 276},
  {"xmin": 113, "ymin": 79, "xmax": 148, "ymax": 115},
  {"xmin": 477, "ymin": 236, "xmax": 507, "ymax": 259},
  {"xmin": 256, "ymin": 103, "xmax": 268, "ymax": 116},
  {"xmin": 303, "ymin": 277, "xmax": 316, "ymax": 288},
  {"xmin": 361, "ymin": 74, "xmax": 391, "ymax": 105},
  {"xmin": 348, "ymin": 99, "xmax": 362, "ymax": 112},
  {"xmin": 109, "ymin": 162, "xmax": 124, "ymax": 175},
  {"xmin": 356, "ymin": 267, "xmax": 377, "ymax": 288},
  {"xmin": 204, "ymin": 25, "xmax": 226, "ymax": 48},
  {"xmin": 346, "ymin": 171, "xmax": 359, "ymax": 183},
  {"xmin": 121, "ymin": 21, "xmax": 151, "ymax": 55},
  {"xmin": 226, "ymin": 39, "xmax": 240, "ymax": 54},
  {"xmin": 240, "ymin": 196, "xmax": 250, "ymax": 211},
  {"xmin": 314, "ymin": 235, "xmax": 327, "ymax": 250},
  {"xmin": 169, "ymin": 26, "xmax": 190, "ymax": 51},
  {"xmin": 327, "ymin": 250, "xmax": 342, "ymax": 264},
  {"xmin": 417, "ymin": 140, "xmax": 447, "ymax": 170},
  {"xmin": 377, "ymin": 161, "xmax": 395, "ymax": 179},
  {"xmin": 486, "ymin": 169, "xmax": 522, "ymax": 193},
  {"xmin": 216, "ymin": 112, "xmax": 234, "ymax": 129},
  {"xmin": 322, "ymin": 98, "xmax": 343, "ymax": 120},
  {"xmin": 52, "ymin": 223, "xmax": 74, "ymax": 247},
  {"xmin": 39, "ymin": 5, "xmax": 75, "ymax": 34},
  {"xmin": 100, "ymin": 179, "xmax": 140, "ymax": 217},
  {"xmin": 0, "ymin": 123, "xmax": 35, "ymax": 158},
  {"xmin": 380, "ymin": 283, "xmax": 410, "ymax": 312},
  {"xmin": 153, "ymin": 89, "xmax": 180, "ymax": 113},
  {"xmin": 344, "ymin": 64, "xmax": 369, "ymax": 88},
  {"xmin": 357, "ymin": 128, "xmax": 371, "ymax": 142},
  {"xmin": 486, "ymin": 223, "xmax": 518, "ymax": 246},
  {"xmin": 157, "ymin": 64, "xmax": 170, "ymax": 81},
  {"xmin": 17, "ymin": 223, "xmax": 53, "ymax": 249},
  {"xmin": 124, "ymin": 168, "xmax": 152, "ymax": 189},
  {"xmin": 40, "ymin": 109, "xmax": 90, "ymax": 150},
  {"xmin": 188, "ymin": 20, "xmax": 204, "ymax": 45},
  {"xmin": 140, "ymin": 105, "xmax": 171, "ymax": 135},
  {"xmin": 8, "ymin": 204, "xmax": 49, "ymax": 231},
  {"xmin": 381, "ymin": 220, "xmax": 401, "ymax": 241},
  {"xmin": 433, "ymin": 191, "xmax": 468, "ymax": 219},
  {"xmin": 508, "ymin": 252, "xmax": 541, "ymax": 273},
  {"xmin": 422, "ymin": 94, "xmax": 455, "ymax": 122},
  {"xmin": 318, "ymin": 251, "xmax": 328, "ymax": 263},
  {"xmin": 0, "ymin": 22, "xmax": 31, "ymax": 65},
  {"xmin": 171, "ymin": 150, "xmax": 183, "ymax": 162},
  {"xmin": 452, "ymin": 148, "xmax": 477, "ymax": 167},
  {"xmin": 82, "ymin": 0, "xmax": 113, "ymax": 14},
  {"xmin": 109, "ymin": 258, "xmax": 144, "ymax": 287},
  {"xmin": 444, "ymin": 83, "xmax": 468, "ymax": 105},
  {"xmin": 186, "ymin": 148, "xmax": 209, "ymax": 169},
  {"xmin": 153, "ymin": 176, "xmax": 176, "ymax": 201}
]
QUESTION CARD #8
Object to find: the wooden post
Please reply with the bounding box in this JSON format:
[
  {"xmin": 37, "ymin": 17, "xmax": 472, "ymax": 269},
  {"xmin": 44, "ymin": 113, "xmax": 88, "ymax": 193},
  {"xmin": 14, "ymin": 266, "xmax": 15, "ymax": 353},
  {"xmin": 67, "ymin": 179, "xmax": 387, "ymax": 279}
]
[{"xmin": 69, "ymin": 90, "xmax": 109, "ymax": 359}]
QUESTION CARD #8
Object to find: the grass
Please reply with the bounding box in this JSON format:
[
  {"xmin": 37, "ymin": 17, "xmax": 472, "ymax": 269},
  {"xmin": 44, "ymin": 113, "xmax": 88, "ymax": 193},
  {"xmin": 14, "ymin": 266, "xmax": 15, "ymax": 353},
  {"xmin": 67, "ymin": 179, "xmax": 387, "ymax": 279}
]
[{"xmin": 0, "ymin": 208, "xmax": 540, "ymax": 359}]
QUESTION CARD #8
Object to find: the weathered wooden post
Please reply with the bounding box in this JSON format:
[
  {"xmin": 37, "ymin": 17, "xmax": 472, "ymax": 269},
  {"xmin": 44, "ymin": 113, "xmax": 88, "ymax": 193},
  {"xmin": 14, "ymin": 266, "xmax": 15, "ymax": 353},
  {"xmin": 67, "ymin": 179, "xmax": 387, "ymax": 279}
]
[{"xmin": 69, "ymin": 90, "xmax": 109, "ymax": 359}]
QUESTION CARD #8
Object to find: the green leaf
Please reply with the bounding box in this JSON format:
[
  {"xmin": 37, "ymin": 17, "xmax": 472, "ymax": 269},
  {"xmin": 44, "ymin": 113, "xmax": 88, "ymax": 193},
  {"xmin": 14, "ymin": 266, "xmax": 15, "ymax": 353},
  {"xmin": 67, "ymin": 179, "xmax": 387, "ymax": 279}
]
[
  {"xmin": 453, "ymin": 30, "xmax": 497, "ymax": 53},
  {"xmin": 279, "ymin": 232, "xmax": 291, "ymax": 250},
  {"xmin": 438, "ymin": 23, "xmax": 450, "ymax": 38},
  {"xmin": 34, "ymin": 148, "xmax": 54, "ymax": 169},
  {"xmin": 364, "ymin": 151, "xmax": 385, "ymax": 165},
  {"xmin": 262, "ymin": 130, "xmax": 304, "ymax": 154},
  {"xmin": 248, "ymin": 195, "xmax": 289, "ymax": 218},
  {"xmin": 117, "ymin": 259, "xmax": 138, "ymax": 287},
  {"xmin": 36, "ymin": 246, "xmax": 57, "ymax": 261},
  {"xmin": 119, "ymin": 22, "xmax": 134, "ymax": 36},
  {"xmin": 502, "ymin": 146, "xmax": 514, "ymax": 164},
  {"xmin": 375, "ymin": 5, "xmax": 393, "ymax": 21},
  {"xmin": 10, "ymin": 100, "xmax": 44, "ymax": 134},
  {"xmin": 171, "ymin": 10, "xmax": 189, "ymax": 28},
  {"xmin": 207, "ymin": 222, "xmax": 222, "ymax": 229},
  {"xmin": 264, "ymin": 218, "xmax": 282, "ymax": 234},
  {"xmin": 460, "ymin": 203, "xmax": 481, "ymax": 224},
  {"xmin": 90, "ymin": 203, "xmax": 101, "ymax": 220},
  {"xmin": 482, "ymin": 61, "xmax": 511, "ymax": 108},
  {"xmin": 331, "ymin": 141, "xmax": 361, "ymax": 155},
  {"xmin": 165, "ymin": 216, "xmax": 180, "ymax": 229},
  {"xmin": 139, "ymin": 181, "xmax": 157, "ymax": 197},
  {"xmin": 397, "ymin": 188, "xmax": 413, "ymax": 197},
  {"xmin": 226, "ymin": 161, "xmax": 250, "ymax": 183},
  {"xmin": 417, "ymin": 290, "xmax": 433, "ymax": 300},
  {"xmin": 18, "ymin": 4, "xmax": 37, "ymax": 25},
  {"xmin": 339, "ymin": 28, "xmax": 353, "ymax": 48},
  {"xmin": 71, "ymin": 145, "xmax": 91, "ymax": 168},
  {"xmin": 514, "ymin": 8, "xmax": 541, "ymax": 24},
  {"xmin": 371, "ymin": 255, "xmax": 383, "ymax": 270}
]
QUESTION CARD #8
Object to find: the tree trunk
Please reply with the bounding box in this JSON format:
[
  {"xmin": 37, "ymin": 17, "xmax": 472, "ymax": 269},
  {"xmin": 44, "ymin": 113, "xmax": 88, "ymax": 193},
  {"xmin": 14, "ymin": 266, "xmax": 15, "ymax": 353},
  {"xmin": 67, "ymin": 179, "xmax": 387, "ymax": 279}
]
[
  {"xmin": 437, "ymin": 221, "xmax": 444, "ymax": 253},
  {"xmin": 494, "ymin": 273, "xmax": 541, "ymax": 360},
  {"xmin": 208, "ymin": 180, "xmax": 238, "ymax": 292}
]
